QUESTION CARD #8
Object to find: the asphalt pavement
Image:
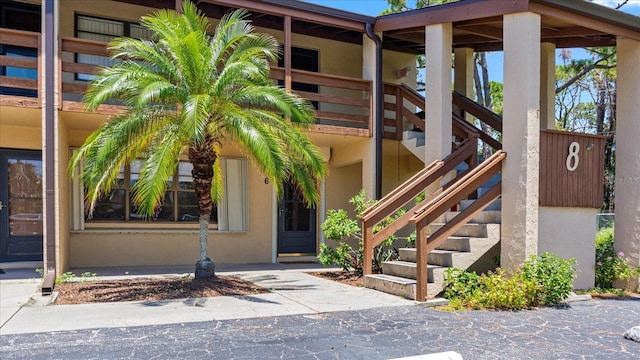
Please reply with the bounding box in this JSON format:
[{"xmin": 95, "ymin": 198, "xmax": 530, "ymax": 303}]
[{"xmin": 1, "ymin": 264, "xmax": 639, "ymax": 359}]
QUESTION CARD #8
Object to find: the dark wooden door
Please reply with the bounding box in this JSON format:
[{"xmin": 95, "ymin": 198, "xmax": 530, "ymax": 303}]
[
  {"xmin": 0, "ymin": 149, "xmax": 43, "ymax": 262},
  {"xmin": 277, "ymin": 182, "xmax": 316, "ymax": 255}
]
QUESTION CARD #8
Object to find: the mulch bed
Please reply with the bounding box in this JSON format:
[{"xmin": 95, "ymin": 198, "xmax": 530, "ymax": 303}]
[
  {"xmin": 55, "ymin": 276, "xmax": 267, "ymax": 305},
  {"xmin": 309, "ymin": 270, "xmax": 364, "ymax": 287}
]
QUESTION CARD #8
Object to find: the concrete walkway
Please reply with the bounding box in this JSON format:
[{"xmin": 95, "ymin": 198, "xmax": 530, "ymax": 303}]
[{"xmin": 0, "ymin": 263, "xmax": 425, "ymax": 335}]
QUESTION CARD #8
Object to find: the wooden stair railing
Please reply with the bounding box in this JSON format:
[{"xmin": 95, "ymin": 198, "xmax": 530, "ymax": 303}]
[
  {"xmin": 410, "ymin": 150, "xmax": 506, "ymax": 301},
  {"xmin": 452, "ymin": 91, "xmax": 502, "ymax": 151},
  {"xmin": 361, "ymin": 136, "xmax": 478, "ymax": 275}
]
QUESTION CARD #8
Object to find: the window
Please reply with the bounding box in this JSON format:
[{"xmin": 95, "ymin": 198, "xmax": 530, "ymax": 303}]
[
  {"xmin": 71, "ymin": 157, "xmax": 248, "ymax": 231},
  {"xmin": 0, "ymin": 0, "xmax": 40, "ymax": 97},
  {"xmin": 75, "ymin": 15, "xmax": 154, "ymax": 80},
  {"xmin": 88, "ymin": 160, "xmax": 202, "ymax": 223}
]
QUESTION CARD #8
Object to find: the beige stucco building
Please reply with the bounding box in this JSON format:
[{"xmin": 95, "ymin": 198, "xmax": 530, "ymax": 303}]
[{"xmin": 0, "ymin": 0, "xmax": 638, "ymax": 297}]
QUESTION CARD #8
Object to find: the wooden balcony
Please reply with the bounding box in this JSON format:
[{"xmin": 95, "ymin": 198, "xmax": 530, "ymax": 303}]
[{"xmin": 1, "ymin": 28, "xmax": 372, "ymax": 137}]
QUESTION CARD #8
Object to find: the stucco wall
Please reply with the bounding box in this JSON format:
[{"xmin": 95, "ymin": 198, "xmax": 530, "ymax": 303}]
[
  {"xmin": 69, "ymin": 146, "xmax": 275, "ymax": 267},
  {"xmin": 538, "ymin": 206, "xmax": 597, "ymax": 290}
]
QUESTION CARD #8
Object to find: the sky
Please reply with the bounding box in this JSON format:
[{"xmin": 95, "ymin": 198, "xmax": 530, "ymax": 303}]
[{"xmin": 303, "ymin": 0, "xmax": 640, "ymax": 83}]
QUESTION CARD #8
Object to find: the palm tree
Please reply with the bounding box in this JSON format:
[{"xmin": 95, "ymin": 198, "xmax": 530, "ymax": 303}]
[{"xmin": 70, "ymin": 1, "xmax": 327, "ymax": 278}]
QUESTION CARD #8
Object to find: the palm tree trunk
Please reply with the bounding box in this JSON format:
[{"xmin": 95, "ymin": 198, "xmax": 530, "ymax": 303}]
[
  {"xmin": 199, "ymin": 213, "xmax": 210, "ymax": 260},
  {"xmin": 189, "ymin": 137, "xmax": 218, "ymax": 278}
]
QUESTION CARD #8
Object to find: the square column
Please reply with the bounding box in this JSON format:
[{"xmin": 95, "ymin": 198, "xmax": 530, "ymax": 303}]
[
  {"xmin": 614, "ymin": 37, "xmax": 640, "ymax": 291},
  {"xmin": 501, "ymin": 12, "xmax": 541, "ymax": 272},
  {"xmin": 362, "ymin": 33, "xmax": 379, "ymax": 198},
  {"xmin": 454, "ymin": 47, "xmax": 474, "ymax": 122},
  {"xmin": 424, "ymin": 23, "xmax": 453, "ymax": 164},
  {"xmin": 540, "ymin": 42, "xmax": 556, "ymax": 129}
]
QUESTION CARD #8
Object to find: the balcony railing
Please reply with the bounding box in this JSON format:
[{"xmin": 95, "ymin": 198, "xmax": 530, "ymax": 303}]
[
  {"xmin": 1, "ymin": 32, "xmax": 373, "ymax": 136},
  {"xmin": 0, "ymin": 28, "xmax": 40, "ymax": 106}
]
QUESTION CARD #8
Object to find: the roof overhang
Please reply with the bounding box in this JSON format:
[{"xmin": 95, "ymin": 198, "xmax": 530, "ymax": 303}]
[{"xmin": 375, "ymin": 0, "xmax": 640, "ymax": 54}]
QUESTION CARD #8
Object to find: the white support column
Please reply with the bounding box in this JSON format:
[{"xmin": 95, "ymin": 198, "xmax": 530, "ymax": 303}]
[
  {"xmin": 540, "ymin": 42, "xmax": 556, "ymax": 129},
  {"xmin": 424, "ymin": 23, "xmax": 453, "ymax": 165},
  {"xmin": 501, "ymin": 12, "xmax": 541, "ymax": 272},
  {"xmin": 614, "ymin": 37, "xmax": 640, "ymax": 291},
  {"xmin": 454, "ymin": 47, "xmax": 474, "ymax": 121},
  {"xmin": 362, "ymin": 33, "xmax": 379, "ymax": 198}
]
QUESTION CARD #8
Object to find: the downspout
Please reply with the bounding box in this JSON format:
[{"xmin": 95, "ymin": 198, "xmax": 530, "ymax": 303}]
[
  {"xmin": 42, "ymin": 0, "xmax": 56, "ymax": 295},
  {"xmin": 365, "ymin": 23, "xmax": 383, "ymax": 200}
]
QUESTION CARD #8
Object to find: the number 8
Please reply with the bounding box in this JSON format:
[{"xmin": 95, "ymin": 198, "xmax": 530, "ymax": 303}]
[{"xmin": 566, "ymin": 142, "xmax": 579, "ymax": 172}]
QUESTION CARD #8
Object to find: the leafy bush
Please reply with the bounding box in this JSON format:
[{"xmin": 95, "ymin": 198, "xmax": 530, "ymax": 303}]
[
  {"xmin": 318, "ymin": 190, "xmax": 400, "ymax": 274},
  {"xmin": 520, "ymin": 252, "xmax": 577, "ymax": 306},
  {"xmin": 443, "ymin": 253, "xmax": 576, "ymax": 310},
  {"xmin": 595, "ymin": 227, "xmax": 640, "ymax": 289}
]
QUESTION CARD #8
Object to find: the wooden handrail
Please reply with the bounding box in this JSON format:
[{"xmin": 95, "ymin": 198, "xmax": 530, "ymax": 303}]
[
  {"xmin": 0, "ymin": 28, "xmax": 39, "ymax": 47},
  {"xmin": 361, "ymin": 137, "xmax": 478, "ymax": 275},
  {"xmin": 410, "ymin": 150, "xmax": 506, "ymax": 301},
  {"xmin": 452, "ymin": 90, "xmax": 502, "ymax": 132}
]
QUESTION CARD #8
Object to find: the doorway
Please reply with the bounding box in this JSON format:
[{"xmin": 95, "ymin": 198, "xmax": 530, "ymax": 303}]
[
  {"xmin": 277, "ymin": 182, "xmax": 316, "ymax": 255},
  {"xmin": 0, "ymin": 149, "xmax": 43, "ymax": 262}
]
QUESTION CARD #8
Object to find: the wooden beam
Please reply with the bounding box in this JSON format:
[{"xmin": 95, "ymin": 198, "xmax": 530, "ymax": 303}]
[
  {"xmin": 202, "ymin": 0, "xmax": 366, "ymax": 32},
  {"xmin": 284, "ymin": 15, "xmax": 292, "ymax": 92},
  {"xmin": 375, "ymin": 0, "xmax": 529, "ymax": 32},
  {"xmin": 530, "ymin": 2, "xmax": 640, "ymax": 42}
]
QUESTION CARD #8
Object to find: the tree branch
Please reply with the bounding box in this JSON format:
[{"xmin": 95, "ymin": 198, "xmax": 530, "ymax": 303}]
[{"xmin": 555, "ymin": 54, "xmax": 615, "ymax": 94}]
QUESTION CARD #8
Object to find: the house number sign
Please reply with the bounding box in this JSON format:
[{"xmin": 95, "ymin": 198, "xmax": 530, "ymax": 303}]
[{"xmin": 566, "ymin": 141, "xmax": 580, "ymax": 171}]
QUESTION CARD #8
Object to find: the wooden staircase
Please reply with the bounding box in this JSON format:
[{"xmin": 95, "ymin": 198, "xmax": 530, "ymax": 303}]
[{"xmin": 364, "ymin": 85, "xmax": 505, "ymax": 301}]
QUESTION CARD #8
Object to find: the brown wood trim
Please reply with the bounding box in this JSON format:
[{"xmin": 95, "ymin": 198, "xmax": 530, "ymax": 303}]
[
  {"xmin": 270, "ymin": 67, "xmax": 285, "ymax": 80},
  {"xmin": 206, "ymin": 0, "xmax": 367, "ymax": 32},
  {"xmin": 0, "ymin": 95, "xmax": 41, "ymax": 108},
  {"xmin": 0, "ymin": 28, "xmax": 40, "ymax": 47},
  {"xmin": 0, "ymin": 76, "xmax": 38, "ymax": 90},
  {"xmin": 61, "ymin": 37, "xmax": 109, "ymax": 57},
  {"xmin": 316, "ymin": 111, "xmax": 368, "ymax": 124},
  {"xmin": 0, "ymin": 55, "xmax": 38, "ymax": 69},
  {"xmin": 306, "ymin": 124, "xmax": 370, "ymax": 137},
  {"xmin": 62, "ymin": 82, "xmax": 89, "ymax": 95},
  {"xmin": 62, "ymin": 61, "xmax": 99, "ymax": 76},
  {"xmin": 61, "ymin": 100, "xmax": 124, "ymax": 114},
  {"xmin": 295, "ymin": 90, "xmax": 369, "ymax": 108},
  {"xmin": 375, "ymin": 0, "xmax": 529, "ymax": 32},
  {"xmin": 530, "ymin": 3, "xmax": 640, "ymax": 42},
  {"xmin": 291, "ymin": 69, "xmax": 371, "ymax": 90}
]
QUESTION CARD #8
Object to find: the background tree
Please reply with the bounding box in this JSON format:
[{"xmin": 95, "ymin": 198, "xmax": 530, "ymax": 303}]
[{"xmin": 70, "ymin": 1, "xmax": 327, "ymax": 278}]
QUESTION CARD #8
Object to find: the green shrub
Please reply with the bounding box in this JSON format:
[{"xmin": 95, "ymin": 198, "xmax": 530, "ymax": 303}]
[
  {"xmin": 595, "ymin": 227, "xmax": 640, "ymax": 289},
  {"xmin": 318, "ymin": 190, "xmax": 400, "ymax": 274},
  {"xmin": 443, "ymin": 253, "xmax": 576, "ymax": 310},
  {"xmin": 520, "ymin": 252, "xmax": 577, "ymax": 306}
]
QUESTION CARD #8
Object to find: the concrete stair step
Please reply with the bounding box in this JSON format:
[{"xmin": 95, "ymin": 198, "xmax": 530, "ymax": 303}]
[
  {"xmin": 429, "ymin": 249, "xmax": 459, "ymax": 267},
  {"xmin": 402, "ymin": 130, "xmax": 426, "ymax": 162},
  {"xmin": 363, "ymin": 274, "xmax": 443, "ymax": 300},
  {"xmin": 428, "ymin": 222, "xmax": 488, "ymax": 238},
  {"xmin": 441, "ymin": 210, "xmax": 501, "ymax": 224},
  {"xmin": 435, "ymin": 236, "xmax": 472, "ymax": 252},
  {"xmin": 364, "ymin": 274, "xmax": 415, "ymax": 300},
  {"xmin": 382, "ymin": 260, "xmax": 446, "ymax": 281},
  {"xmin": 460, "ymin": 198, "xmax": 501, "ymax": 211}
]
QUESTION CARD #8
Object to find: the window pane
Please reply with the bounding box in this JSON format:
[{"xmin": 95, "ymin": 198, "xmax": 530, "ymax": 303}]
[
  {"xmin": 7, "ymin": 159, "xmax": 43, "ymax": 235},
  {"xmin": 177, "ymin": 191, "xmax": 199, "ymax": 222},
  {"xmin": 130, "ymin": 24, "xmax": 153, "ymax": 40},
  {"xmin": 90, "ymin": 189, "xmax": 126, "ymax": 220},
  {"xmin": 77, "ymin": 16, "xmax": 123, "ymax": 36},
  {"xmin": 178, "ymin": 162, "xmax": 193, "ymax": 190},
  {"xmin": 155, "ymin": 192, "xmax": 174, "ymax": 221}
]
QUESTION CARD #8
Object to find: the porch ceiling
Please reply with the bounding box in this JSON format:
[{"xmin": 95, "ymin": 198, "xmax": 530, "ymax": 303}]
[
  {"xmin": 377, "ymin": 0, "xmax": 640, "ymax": 54},
  {"xmin": 113, "ymin": 0, "xmax": 371, "ymax": 45}
]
